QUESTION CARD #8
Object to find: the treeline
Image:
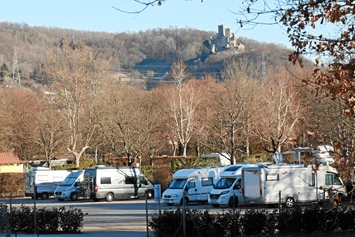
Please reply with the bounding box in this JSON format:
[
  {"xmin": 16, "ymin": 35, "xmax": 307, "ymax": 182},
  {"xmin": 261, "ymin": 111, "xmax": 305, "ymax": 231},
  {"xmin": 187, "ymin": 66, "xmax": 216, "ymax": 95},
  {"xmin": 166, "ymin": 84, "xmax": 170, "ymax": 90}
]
[{"xmin": 0, "ymin": 38, "xmax": 353, "ymax": 181}]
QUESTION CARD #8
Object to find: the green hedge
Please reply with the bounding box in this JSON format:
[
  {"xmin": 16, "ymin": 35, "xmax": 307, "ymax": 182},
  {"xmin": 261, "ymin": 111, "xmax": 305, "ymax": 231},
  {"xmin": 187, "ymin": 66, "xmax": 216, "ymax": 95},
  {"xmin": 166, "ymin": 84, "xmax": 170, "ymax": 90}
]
[
  {"xmin": 1, "ymin": 204, "xmax": 84, "ymax": 234},
  {"xmin": 149, "ymin": 205, "xmax": 355, "ymax": 237}
]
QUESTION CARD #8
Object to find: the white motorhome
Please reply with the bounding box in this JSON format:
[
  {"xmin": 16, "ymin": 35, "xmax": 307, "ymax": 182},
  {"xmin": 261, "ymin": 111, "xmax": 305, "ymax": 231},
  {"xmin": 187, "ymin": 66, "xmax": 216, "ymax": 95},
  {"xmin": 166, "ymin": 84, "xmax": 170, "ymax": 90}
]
[
  {"xmin": 201, "ymin": 153, "xmax": 235, "ymax": 166},
  {"xmin": 208, "ymin": 164, "xmax": 256, "ymax": 208},
  {"xmin": 54, "ymin": 170, "xmax": 85, "ymax": 201},
  {"xmin": 282, "ymin": 145, "xmax": 335, "ymax": 165},
  {"xmin": 162, "ymin": 166, "xmax": 224, "ymax": 206},
  {"xmin": 241, "ymin": 163, "xmax": 347, "ymax": 208},
  {"xmin": 25, "ymin": 169, "xmax": 70, "ymax": 200},
  {"xmin": 83, "ymin": 166, "xmax": 154, "ymax": 202}
]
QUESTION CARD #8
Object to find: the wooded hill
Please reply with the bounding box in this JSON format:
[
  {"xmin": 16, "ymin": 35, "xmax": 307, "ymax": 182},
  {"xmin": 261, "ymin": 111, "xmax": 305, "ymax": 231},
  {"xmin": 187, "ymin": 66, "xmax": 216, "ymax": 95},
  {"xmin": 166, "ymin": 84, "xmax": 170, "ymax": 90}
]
[{"xmin": 0, "ymin": 22, "xmax": 297, "ymax": 89}]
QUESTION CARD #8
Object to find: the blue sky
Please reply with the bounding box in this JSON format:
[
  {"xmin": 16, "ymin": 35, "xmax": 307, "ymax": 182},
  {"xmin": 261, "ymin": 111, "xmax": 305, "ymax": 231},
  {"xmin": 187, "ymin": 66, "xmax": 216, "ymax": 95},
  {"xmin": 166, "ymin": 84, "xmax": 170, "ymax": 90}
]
[{"xmin": 1, "ymin": 0, "xmax": 292, "ymax": 47}]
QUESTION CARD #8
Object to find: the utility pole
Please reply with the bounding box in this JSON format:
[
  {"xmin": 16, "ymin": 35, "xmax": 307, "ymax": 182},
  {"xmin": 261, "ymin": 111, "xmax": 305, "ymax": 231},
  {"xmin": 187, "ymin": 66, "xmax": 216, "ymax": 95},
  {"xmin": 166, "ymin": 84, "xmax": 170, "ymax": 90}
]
[{"xmin": 12, "ymin": 49, "xmax": 21, "ymax": 86}]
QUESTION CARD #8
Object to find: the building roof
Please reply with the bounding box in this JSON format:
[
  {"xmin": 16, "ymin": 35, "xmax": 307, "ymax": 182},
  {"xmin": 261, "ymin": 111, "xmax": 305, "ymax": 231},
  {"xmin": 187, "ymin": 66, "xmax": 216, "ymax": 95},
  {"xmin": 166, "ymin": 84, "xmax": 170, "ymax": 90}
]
[{"xmin": 0, "ymin": 152, "xmax": 21, "ymax": 165}]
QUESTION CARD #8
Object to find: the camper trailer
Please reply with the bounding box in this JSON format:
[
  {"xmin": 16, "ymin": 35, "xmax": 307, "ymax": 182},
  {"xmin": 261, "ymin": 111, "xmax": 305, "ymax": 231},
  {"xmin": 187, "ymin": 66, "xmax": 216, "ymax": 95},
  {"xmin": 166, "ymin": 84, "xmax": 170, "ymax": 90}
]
[
  {"xmin": 25, "ymin": 169, "xmax": 70, "ymax": 200},
  {"xmin": 241, "ymin": 163, "xmax": 347, "ymax": 208},
  {"xmin": 83, "ymin": 166, "xmax": 154, "ymax": 202},
  {"xmin": 54, "ymin": 170, "xmax": 85, "ymax": 201},
  {"xmin": 162, "ymin": 166, "xmax": 224, "ymax": 206},
  {"xmin": 208, "ymin": 164, "xmax": 256, "ymax": 207}
]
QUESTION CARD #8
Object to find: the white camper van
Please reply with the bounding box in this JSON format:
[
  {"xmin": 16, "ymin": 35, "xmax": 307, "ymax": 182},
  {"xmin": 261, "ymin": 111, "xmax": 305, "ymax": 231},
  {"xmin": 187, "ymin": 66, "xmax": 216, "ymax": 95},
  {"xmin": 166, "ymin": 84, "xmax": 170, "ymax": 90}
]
[
  {"xmin": 25, "ymin": 169, "xmax": 70, "ymax": 200},
  {"xmin": 208, "ymin": 164, "xmax": 256, "ymax": 208},
  {"xmin": 83, "ymin": 166, "xmax": 154, "ymax": 202},
  {"xmin": 162, "ymin": 166, "xmax": 224, "ymax": 206},
  {"xmin": 54, "ymin": 170, "xmax": 85, "ymax": 201},
  {"xmin": 241, "ymin": 163, "xmax": 347, "ymax": 208}
]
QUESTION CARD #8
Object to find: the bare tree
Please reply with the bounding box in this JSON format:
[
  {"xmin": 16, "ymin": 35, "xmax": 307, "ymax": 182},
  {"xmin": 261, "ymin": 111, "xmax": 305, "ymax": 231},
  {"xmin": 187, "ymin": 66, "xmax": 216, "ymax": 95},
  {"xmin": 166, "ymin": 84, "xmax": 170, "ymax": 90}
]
[
  {"xmin": 34, "ymin": 101, "xmax": 67, "ymax": 170},
  {"xmin": 98, "ymin": 82, "xmax": 157, "ymax": 166},
  {"xmin": 255, "ymin": 68, "xmax": 305, "ymax": 156},
  {"xmin": 44, "ymin": 39, "xmax": 110, "ymax": 167},
  {"xmin": 3, "ymin": 88, "xmax": 42, "ymax": 161},
  {"xmin": 203, "ymin": 66, "xmax": 258, "ymax": 164},
  {"xmin": 161, "ymin": 60, "xmax": 203, "ymax": 157}
]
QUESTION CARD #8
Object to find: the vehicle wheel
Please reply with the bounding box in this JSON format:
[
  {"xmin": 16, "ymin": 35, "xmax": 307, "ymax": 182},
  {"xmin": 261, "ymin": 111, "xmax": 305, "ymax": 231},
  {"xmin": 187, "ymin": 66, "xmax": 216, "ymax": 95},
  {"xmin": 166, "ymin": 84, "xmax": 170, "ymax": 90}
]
[
  {"xmin": 57, "ymin": 198, "xmax": 64, "ymax": 201},
  {"xmin": 180, "ymin": 197, "xmax": 188, "ymax": 206},
  {"xmin": 145, "ymin": 190, "xmax": 154, "ymax": 199},
  {"xmin": 106, "ymin": 192, "xmax": 114, "ymax": 202},
  {"xmin": 228, "ymin": 197, "xmax": 238, "ymax": 208},
  {"xmin": 41, "ymin": 193, "xmax": 49, "ymax": 200},
  {"xmin": 166, "ymin": 203, "xmax": 173, "ymax": 206},
  {"xmin": 285, "ymin": 197, "xmax": 294, "ymax": 208},
  {"xmin": 212, "ymin": 204, "xmax": 220, "ymax": 208},
  {"xmin": 70, "ymin": 192, "xmax": 78, "ymax": 201}
]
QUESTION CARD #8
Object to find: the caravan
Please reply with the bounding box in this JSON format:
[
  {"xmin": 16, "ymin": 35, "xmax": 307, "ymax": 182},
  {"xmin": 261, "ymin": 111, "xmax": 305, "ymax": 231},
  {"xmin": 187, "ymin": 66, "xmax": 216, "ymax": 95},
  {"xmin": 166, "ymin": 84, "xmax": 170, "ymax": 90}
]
[
  {"xmin": 25, "ymin": 169, "xmax": 70, "ymax": 200},
  {"xmin": 162, "ymin": 166, "xmax": 224, "ymax": 206},
  {"xmin": 208, "ymin": 164, "xmax": 256, "ymax": 207},
  {"xmin": 241, "ymin": 163, "xmax": 347, "ymax": 207},
  {"xmin": 54, "ymin": 170, "xmax": 85, "ymax": 201}
]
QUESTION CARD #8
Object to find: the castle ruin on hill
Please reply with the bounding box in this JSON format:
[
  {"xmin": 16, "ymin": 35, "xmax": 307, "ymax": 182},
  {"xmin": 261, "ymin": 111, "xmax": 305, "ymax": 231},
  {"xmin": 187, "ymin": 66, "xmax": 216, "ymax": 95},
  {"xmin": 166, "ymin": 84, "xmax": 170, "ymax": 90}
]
[{"xmin": 204, "ymin": 25, "xmax": 245, "ymax": 54}]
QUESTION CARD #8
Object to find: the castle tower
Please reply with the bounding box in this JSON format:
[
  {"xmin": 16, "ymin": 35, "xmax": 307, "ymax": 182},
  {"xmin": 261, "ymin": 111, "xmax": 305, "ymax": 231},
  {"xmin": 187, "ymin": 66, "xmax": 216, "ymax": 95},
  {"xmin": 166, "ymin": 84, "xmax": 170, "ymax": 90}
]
[{"xmin": 218, "ymin": 25, "xmax": 226, "ymax": 36}]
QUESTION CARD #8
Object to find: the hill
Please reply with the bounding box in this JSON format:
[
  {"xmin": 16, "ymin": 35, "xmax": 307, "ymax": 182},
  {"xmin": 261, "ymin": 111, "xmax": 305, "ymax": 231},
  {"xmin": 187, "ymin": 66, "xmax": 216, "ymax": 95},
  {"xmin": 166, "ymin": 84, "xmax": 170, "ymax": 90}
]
[{"xmin": 0, "ymin": 22, "xmax": 300, "ymax": 89}]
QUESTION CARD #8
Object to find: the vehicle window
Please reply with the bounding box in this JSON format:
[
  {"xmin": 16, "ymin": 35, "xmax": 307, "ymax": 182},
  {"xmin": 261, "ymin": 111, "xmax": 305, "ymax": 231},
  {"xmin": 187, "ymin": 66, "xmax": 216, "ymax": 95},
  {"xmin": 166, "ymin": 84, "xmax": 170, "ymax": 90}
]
[
  {"xmin": 169, "ymin": 179, "xmax": 187, "ymax": 189},
  {"xmin": 60, "ymin": 177, "xmax": 77, "ymax": 186},
  {"xmin": 333, "ymin": 175, "xmax": 342, "ymax": 185},
  {"xmin": 187, "ymin": 180, "xmax": 196, "ymax": 189},
  {"xmin": 234, "ymin": 179, "xmax": 241, "ymax": 190},
  {"xmin": 101, "ymin": 177, "xmax": 111, "ymax": 184},
  {"xmin": 325, "ymin": 174, "xmax": 342, "ymax": 185},
  {"xmin": 202, "ymin": 177, "xmax": 213, "ymax": 186},
  {"xmin": 224, "ymin": 166, "xmax": 242, "ymax": 172},
  {"xmin": 214, "ymin": 178, "xmax": 236, "ymax": 189},
  {"xmin": 125, "ymin": 176, "xmax": 137, "ymax": 185},
  {"xmin": 311, "ymin": 173, "xmax": 315, "ymax": 186}
]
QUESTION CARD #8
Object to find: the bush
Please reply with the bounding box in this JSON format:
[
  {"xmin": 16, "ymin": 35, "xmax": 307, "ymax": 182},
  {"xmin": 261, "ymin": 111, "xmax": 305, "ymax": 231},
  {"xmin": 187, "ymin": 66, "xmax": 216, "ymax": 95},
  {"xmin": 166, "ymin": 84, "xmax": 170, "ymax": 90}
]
[
  {"xmin": 240, "ymin": 209, "xmax": 267, "ymax": 235},
  {"xmin": 149, "ymin": 205, "xmax": 355, "ymax": 236},
  {"xmin": 6, "ymin": 205, "xmax": 84, "ymax": 234},
  {"xmin": 58, "ymin": 206, "xmax": 84, "ymax": 233}
]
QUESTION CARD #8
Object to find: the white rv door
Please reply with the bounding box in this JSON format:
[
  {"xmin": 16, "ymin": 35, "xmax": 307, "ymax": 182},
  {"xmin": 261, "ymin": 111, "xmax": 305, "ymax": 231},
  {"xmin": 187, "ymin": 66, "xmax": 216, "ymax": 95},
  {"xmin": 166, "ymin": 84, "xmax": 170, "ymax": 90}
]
[
  {"xmin": 186, "ymin": 179, "xmax": 198, "ymax": 201},
  {"xmin": 243, "ymin": 169, "xmax": 261, "ymax": 199}
]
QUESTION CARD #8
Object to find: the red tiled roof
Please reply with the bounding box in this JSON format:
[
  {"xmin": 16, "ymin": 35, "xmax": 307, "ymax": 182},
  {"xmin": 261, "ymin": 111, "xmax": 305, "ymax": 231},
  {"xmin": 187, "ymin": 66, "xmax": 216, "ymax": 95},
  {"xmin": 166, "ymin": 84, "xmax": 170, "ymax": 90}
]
[{"xmin": 0, "ymin": 152, "xmax": 21, "ymax": 165}]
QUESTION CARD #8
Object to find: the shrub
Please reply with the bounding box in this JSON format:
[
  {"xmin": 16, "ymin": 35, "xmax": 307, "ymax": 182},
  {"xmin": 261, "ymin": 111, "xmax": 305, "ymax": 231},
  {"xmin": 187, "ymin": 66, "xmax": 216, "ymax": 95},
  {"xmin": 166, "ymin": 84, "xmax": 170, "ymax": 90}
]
[
  {"xmin": 36, "ymin": 207, "xmax": 59, "ymax": 233},
  {"xmin": 7, "ymin": 205, "xmax": 83, "ymax": 234},
  {"xmin": 58, "ymin": 206, "xmax": 84, "ymax": 233},
  {"xmin": 240, "ymin": 209, "xmax": 267, "ymax": 235}
]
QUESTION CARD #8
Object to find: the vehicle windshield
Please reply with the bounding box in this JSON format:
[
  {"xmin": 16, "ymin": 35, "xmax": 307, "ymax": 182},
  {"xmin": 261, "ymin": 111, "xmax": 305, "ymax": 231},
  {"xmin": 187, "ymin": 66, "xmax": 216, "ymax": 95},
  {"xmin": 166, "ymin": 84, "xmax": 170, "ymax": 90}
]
[
  {"xmin": 214, "ymin": 178, "xmax": 236, "ymax": 189},
  {"xmin": 59, "ymin": 176, "xmax": 79, "ymax": 186},
  {"xmin": 169, "ymin": 179, "xmax": 187, "ymax": 189},
  {"xmin": 326, "ymin": 173, "xmax": 343, "ymax": 186}
]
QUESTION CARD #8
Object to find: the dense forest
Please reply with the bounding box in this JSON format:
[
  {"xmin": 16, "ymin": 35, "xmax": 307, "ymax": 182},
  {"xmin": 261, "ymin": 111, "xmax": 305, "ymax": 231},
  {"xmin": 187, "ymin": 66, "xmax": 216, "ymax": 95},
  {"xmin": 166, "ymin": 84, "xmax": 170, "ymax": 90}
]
[{"xmin": 0, "ymin": 22, "xmax": 352, "ymax": 178}]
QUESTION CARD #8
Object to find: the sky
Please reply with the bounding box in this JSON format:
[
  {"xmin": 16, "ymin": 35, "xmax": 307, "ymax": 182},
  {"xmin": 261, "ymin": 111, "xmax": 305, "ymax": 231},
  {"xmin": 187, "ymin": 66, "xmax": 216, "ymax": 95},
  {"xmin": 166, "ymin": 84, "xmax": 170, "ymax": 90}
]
[{"xmin": 1, "ymin": 0, "xmax": 293, "ymax": 48}]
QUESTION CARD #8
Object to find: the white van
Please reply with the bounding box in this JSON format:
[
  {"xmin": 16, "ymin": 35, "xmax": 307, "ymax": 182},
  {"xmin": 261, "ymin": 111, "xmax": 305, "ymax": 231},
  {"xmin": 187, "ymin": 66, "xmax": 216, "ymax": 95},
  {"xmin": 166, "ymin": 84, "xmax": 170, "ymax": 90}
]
[
  {"xmin": 54, "ymin": 171, "xmax": 85, "ymax": 201},
  {"xmin": 208, "ymin": 164, "xmax": 255, "ymax": 208},
  {"xmin": 162, "ymin": 166, "xmax": 224, "ymax": 206},
  {"xmin": 25, "ymin": 169, "xmax": 70, "ymax": 199},
  {"xmin": 84, "ymin": 166, "xmax": 154, "ymax": 202},
  {"xmin": 241, "ymin": 163, "xmax": 347, "ymax": 207}
]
